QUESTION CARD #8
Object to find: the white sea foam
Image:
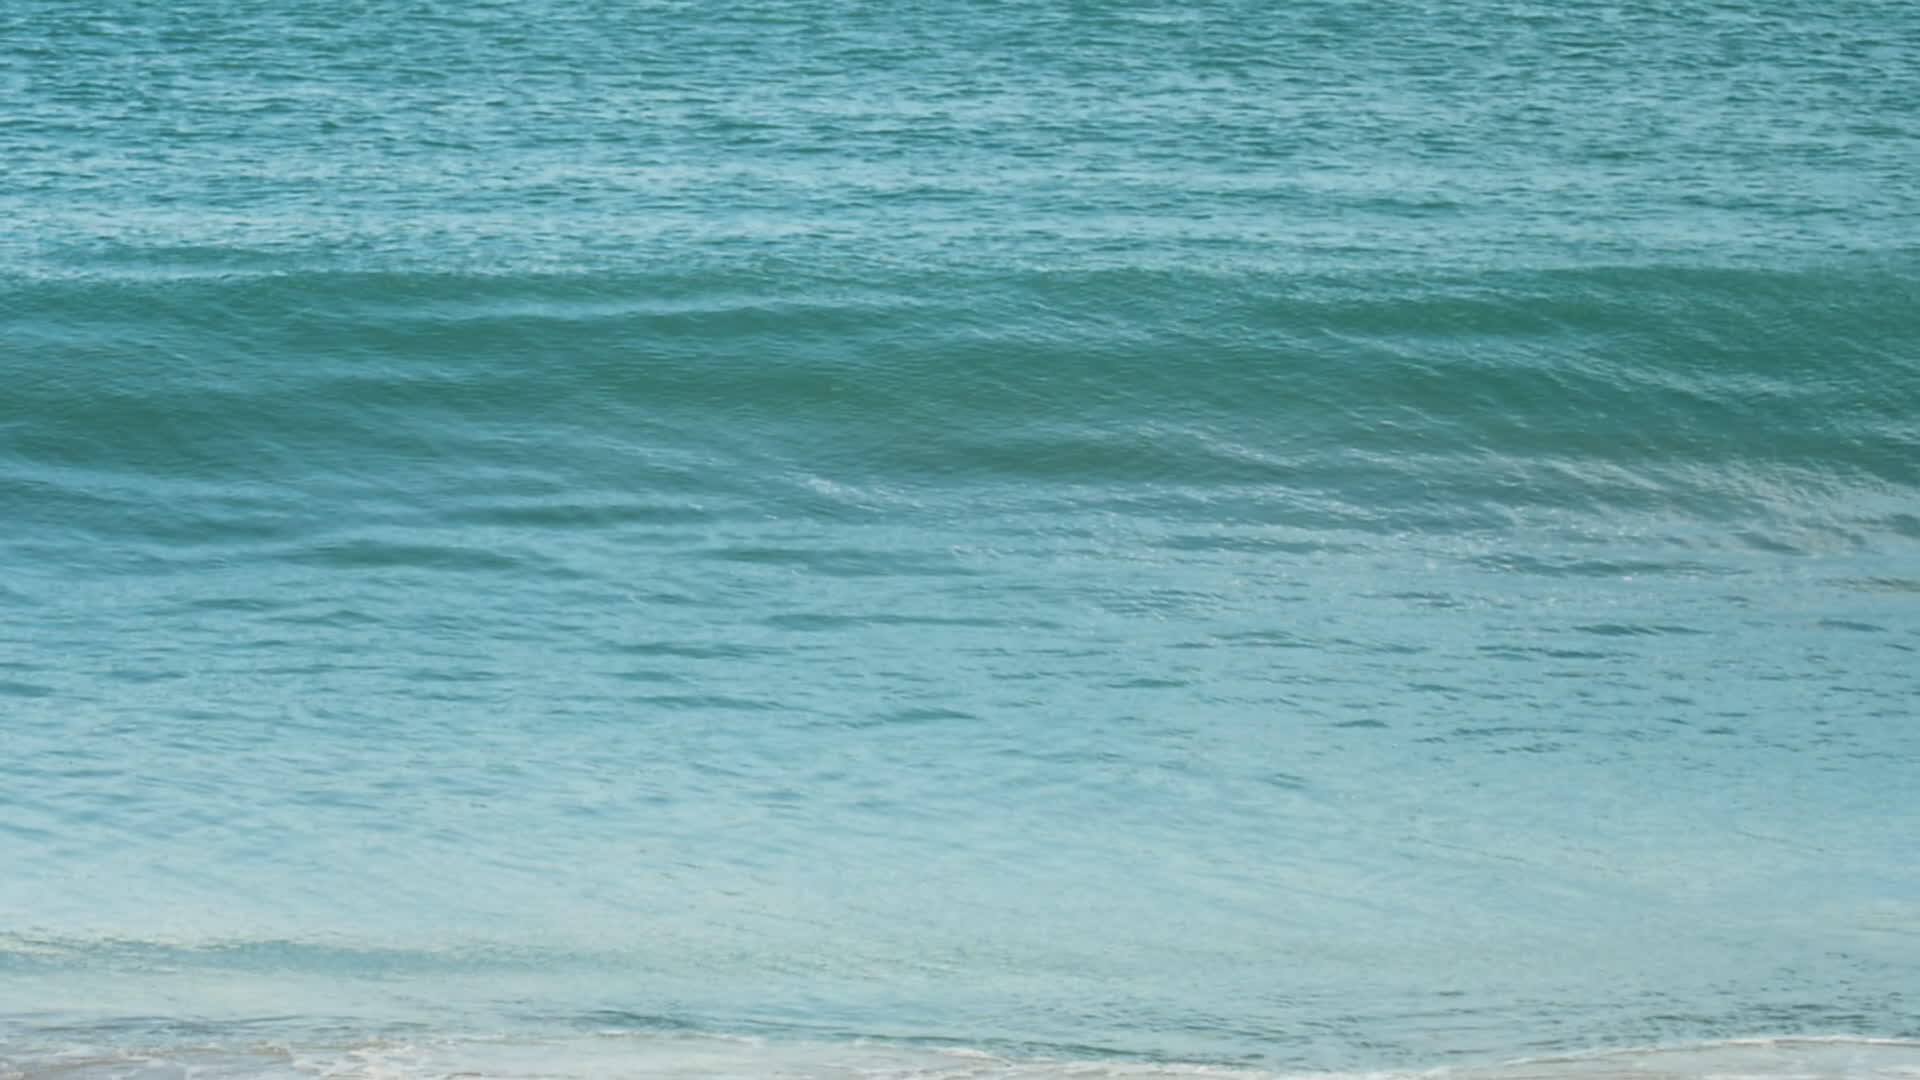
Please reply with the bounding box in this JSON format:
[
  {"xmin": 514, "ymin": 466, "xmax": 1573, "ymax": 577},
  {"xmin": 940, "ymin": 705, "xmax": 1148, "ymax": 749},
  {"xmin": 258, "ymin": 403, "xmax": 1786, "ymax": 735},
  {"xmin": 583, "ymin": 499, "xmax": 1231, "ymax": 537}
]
[{"xmin": 8, "ymin": 1034, "xmax": 1920, "ymax": 1080}]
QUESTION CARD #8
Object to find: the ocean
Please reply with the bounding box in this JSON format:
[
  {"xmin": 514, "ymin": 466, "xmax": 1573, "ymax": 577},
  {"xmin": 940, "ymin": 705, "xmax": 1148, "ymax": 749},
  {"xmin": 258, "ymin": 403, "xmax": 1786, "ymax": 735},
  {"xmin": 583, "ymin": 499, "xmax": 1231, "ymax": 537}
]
[{"xmin": 3, "ymin": 0, "xmax": 1918, "ymax": 1077}]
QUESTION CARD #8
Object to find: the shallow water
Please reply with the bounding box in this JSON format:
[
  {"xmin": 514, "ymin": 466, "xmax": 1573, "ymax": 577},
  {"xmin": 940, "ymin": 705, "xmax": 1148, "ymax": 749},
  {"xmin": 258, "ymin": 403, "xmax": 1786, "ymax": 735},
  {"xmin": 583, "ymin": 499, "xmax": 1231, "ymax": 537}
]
[{"xmin": 4, "ymin": 0, "xmax": 1919, "ymax": 1075}]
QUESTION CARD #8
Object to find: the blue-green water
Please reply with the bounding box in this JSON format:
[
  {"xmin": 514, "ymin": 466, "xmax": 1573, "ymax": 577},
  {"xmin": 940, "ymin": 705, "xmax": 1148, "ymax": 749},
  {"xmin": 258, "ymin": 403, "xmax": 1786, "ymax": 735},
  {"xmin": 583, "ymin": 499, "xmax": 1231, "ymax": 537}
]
[{"xmin": 4, "ymin": 1, "xmax": 1919, "ymax": 1077}]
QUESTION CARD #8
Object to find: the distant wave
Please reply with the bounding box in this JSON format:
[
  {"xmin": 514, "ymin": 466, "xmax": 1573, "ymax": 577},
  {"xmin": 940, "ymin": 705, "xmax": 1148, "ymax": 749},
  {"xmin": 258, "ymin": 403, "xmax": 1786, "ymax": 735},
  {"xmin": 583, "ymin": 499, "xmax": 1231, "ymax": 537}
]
[{"xmin": 5, "ymin": 259, "xmax": 1916, "ymax": 555}]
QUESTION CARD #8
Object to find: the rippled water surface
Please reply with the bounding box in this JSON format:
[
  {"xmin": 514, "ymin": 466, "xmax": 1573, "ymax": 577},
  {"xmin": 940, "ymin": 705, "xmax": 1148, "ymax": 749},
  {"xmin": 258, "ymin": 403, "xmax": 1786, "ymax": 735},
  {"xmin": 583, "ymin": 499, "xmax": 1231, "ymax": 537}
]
[{"xmin": 3, "ymin": 0, "xmax": 1919, "ymax": 1076}]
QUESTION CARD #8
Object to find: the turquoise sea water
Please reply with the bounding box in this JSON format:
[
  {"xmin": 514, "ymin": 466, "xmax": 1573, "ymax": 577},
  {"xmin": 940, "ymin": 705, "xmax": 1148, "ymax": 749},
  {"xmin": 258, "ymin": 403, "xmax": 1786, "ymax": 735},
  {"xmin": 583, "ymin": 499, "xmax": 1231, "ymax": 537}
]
[{"xmin": 4, "ymin": 0, "xmax": 1919, "ymax": 1077}]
